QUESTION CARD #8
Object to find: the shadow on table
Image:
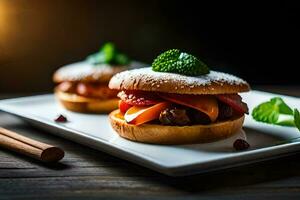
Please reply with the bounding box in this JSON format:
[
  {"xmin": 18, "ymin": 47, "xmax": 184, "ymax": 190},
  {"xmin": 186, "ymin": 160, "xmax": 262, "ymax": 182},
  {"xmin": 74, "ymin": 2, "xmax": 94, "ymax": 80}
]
[
  {"xmin": 2, "ymin": 122, "xmax": 300, "ymax": 194},
  {"xmin": 158, "ymin": 154, "xmax": 300, "ymax": 193}
]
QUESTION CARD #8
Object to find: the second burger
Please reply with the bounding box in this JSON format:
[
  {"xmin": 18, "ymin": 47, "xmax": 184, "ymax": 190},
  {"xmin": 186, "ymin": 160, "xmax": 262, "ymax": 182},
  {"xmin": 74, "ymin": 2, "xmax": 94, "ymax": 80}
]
[{"xmin": 53, "ymin": 42, "xmax": 134, "ymax": 113}]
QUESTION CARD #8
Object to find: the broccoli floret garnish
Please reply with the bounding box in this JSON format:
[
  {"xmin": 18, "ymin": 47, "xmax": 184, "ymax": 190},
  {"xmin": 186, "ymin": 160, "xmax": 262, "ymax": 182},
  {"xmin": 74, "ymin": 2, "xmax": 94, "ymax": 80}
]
[
  {"xmin": 87, "ymin": 42, "xmax": 130, "ymax": 66},
  {"xmin": 152, "ymin": 49, "xmax": 209, "ymax": 76}
]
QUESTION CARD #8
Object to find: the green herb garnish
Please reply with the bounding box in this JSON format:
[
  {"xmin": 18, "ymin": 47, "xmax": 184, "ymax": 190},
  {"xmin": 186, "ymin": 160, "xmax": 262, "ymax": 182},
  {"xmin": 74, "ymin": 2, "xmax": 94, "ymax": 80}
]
[
  {"xmin": 252, "ymin": 97, "xmax": 300, "ymax": 131},
  {"xmin": 294, "ymin": 109, "xmax": 300, "ymax": 131},
  {"xmin": 87, "ymin": 42, "xmax": 130, "ymax": 65},
  {"xmin": 152, "ymin": 49, "xmax": 209, "ymax": 76}
]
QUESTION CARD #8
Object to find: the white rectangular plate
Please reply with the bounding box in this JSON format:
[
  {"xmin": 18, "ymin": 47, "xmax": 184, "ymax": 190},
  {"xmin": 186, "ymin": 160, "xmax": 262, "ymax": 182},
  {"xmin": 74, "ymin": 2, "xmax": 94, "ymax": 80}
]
[{"xmin": 0, "ymin": 90, "xmax": 300, "ymax": 176}]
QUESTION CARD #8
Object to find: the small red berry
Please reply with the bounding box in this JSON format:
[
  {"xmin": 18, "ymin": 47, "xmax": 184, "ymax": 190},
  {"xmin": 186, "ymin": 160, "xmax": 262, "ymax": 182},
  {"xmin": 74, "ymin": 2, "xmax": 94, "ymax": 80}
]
[
  {"xmin": 233, "ymin": 139, "xmax": 250, "ymax": 151},
  {"xmin": 55, "ymin": 114, "xmax": 68, "ymax": 123}
]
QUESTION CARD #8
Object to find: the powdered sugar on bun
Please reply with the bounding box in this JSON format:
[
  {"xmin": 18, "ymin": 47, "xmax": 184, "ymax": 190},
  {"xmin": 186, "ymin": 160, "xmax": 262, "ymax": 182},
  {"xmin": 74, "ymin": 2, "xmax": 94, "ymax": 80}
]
[
  {"xmin": 53, "ymin": 61, "xmax": 129, "ymax": 83},
  {"xmin": 53, "ymin": 61, "xmax": 147, "ymax": 83},
  {"xmin": 109, "ymin": 67, "xmax": 250, "ymax": 95}
]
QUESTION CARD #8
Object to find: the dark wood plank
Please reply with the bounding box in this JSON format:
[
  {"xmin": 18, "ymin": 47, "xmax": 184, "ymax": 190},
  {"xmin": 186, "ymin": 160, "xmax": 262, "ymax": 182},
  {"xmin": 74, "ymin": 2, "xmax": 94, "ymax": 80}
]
[{"xmin": 1, "ymin": 86, "xmax": 300, "ymax": 199}]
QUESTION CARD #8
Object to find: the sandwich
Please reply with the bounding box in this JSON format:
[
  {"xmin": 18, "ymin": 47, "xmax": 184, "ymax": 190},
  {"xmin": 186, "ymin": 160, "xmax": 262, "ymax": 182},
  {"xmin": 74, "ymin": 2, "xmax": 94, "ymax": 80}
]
[
  {"xmin": 108, "ymin": 49, "xmax": 250, "ymax": 144},
  {"xmin": 53, "ymin": 42, "xmax": 133, "ymax": 113}
]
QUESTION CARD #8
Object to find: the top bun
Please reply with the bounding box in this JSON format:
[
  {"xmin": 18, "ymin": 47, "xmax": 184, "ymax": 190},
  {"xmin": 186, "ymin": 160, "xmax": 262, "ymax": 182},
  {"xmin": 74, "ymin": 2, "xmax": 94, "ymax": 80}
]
[
  {"xmin": 109, "ymin": 67, "xmax": 250, "ymax": 95},
  {"xmin": 53, "ymin": 61, "xmax": 128, "ymax": 83}
]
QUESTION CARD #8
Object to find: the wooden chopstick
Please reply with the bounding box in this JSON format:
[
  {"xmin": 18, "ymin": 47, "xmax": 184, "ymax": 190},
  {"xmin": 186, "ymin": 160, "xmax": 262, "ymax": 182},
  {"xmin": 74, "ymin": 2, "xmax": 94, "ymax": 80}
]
[{"xmin": 0, "ymin": 127, "xmax": 64, "ymax": 162}]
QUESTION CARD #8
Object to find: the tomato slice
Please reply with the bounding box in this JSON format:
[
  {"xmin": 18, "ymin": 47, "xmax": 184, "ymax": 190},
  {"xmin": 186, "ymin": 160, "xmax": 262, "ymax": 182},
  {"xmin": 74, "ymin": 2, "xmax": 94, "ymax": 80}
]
[
  {"xmin": 216, "ymin": 94, "xmax": 248, "ymax": 114},
  {"xmin": 119, "ymin": 100, "xmax": 132, "ymax": 114},
  {"xmin": 159, "ymin": 93, "xmax": 219, "ymax": 122},
  {"xmin": 124, "ymin": 102, "xmax": 170, "ymax": 125},
  {"xmin": 118, "ymin": 90, "xmax": 162, "ymax": 106}
]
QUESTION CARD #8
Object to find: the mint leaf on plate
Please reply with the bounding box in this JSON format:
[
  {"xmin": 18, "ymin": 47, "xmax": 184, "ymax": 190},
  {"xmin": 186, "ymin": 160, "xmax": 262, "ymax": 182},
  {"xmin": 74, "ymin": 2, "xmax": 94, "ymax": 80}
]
[
  {"xmin": 294, "ymin": 109, "xmax": 300, "ymax": 131},
  {"xmin": 252, "ymin": 97, "xmax": 295, "ymax": 127}
]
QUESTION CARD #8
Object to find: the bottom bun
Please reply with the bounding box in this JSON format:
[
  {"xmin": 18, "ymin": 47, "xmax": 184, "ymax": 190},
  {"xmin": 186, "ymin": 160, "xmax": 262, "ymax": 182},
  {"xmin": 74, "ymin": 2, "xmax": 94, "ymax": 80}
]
[
  {"xmin": 55, "ymin": 91, "xmax": 119, "ymax": 113},
  {"xmin": 109, "ymin": 110, "xmax": 245, "ymax": 144}
]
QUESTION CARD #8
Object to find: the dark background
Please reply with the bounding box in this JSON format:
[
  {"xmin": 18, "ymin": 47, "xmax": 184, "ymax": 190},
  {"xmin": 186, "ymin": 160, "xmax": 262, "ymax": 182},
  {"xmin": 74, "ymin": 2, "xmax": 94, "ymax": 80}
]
[{"xmin": 0, "ymin": 0, "xmax": 299, "ymax": 93}]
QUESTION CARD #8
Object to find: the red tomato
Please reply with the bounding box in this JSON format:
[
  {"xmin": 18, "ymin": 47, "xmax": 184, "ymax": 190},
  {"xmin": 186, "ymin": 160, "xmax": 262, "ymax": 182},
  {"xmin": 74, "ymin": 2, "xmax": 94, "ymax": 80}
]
[
  {"xmin": 117, "ymin": 90, "xmax": 162, "ymax": 106},
  {"xmin": 119, "ymin": 100, "xmax": 132, "ymax": 114},
  {"xmin": 216, "ymin": 94, "xmax": 248, "ymax": 114},
  {"xmin": 159, "ymin": 93, "xmax": 219, "ymax": 122}
]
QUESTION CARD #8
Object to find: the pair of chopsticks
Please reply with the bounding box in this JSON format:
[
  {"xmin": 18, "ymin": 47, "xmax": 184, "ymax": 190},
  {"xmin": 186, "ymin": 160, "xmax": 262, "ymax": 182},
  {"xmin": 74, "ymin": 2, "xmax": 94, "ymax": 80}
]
[{"xmin": 0, "ymin": 127, "xmax": 64, "ymax": 162}]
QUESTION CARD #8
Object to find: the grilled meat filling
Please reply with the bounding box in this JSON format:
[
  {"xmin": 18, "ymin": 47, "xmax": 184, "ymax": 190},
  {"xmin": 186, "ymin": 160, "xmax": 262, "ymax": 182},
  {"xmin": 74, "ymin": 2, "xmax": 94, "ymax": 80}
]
[
  {"xmin": 159, "ymin": 108, "xmax": 191, "ymax": 126},
  {"xmin": 158, "ymin": 103, "xmax": 234, "ymax": 126}
]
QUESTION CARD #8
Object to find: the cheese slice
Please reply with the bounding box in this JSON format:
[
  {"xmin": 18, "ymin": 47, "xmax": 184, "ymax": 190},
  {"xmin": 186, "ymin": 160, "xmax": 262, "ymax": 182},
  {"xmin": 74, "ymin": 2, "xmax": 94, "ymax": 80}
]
[{"xmin": 124, "ymin": 102, "xmax": 170, "ymax": 125}]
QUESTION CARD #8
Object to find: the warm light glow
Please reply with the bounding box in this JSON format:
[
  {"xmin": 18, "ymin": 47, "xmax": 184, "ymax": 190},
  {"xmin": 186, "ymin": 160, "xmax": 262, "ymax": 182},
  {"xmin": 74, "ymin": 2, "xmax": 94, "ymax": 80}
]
[
  {"xmin": 0, "ymin": 1, "xmax": 16, "ymax": 54},
  {"xmin": 0, "ymin": 1, "xmax": 8, "ymax": 40},
  {"xmin": 0, "ymin": 0, "xmax": 15, "ymax": 60},
  {"xmin": 0, "ymin": 1, "xmax": 17, "ymax": 40},
  {"xmin": 0, "ymin": 1, "xmax": 5, "ymax": 32},
  {"xmin": 0, "ymin": 1, "xmax": 6, "ymax": 57}
]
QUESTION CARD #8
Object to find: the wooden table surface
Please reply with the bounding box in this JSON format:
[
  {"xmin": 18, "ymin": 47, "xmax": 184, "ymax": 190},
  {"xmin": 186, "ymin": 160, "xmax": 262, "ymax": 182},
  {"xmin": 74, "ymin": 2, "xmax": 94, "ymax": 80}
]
[{"xmin": 1, "ymin": 86, "xmax": 300, "ymax": 200}]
